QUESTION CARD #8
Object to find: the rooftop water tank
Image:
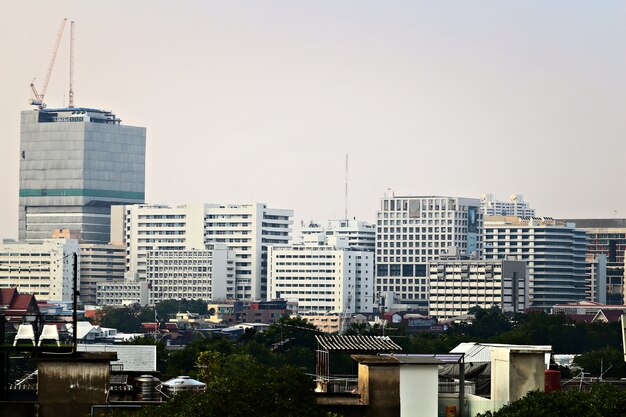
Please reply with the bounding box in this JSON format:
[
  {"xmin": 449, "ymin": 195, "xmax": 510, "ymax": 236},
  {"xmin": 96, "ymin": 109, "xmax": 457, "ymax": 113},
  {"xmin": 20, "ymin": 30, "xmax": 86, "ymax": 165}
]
[{"xmin": 162, "ymin": 376, "xmax": 206, "ymax": 396}]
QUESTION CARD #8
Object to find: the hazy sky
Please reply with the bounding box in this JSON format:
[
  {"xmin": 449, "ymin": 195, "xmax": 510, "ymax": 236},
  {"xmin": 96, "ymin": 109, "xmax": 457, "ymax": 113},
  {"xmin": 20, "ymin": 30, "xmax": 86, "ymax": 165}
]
[{"xmin": 1, "ymin": 1, "xmax": 625, "ymax": 239}]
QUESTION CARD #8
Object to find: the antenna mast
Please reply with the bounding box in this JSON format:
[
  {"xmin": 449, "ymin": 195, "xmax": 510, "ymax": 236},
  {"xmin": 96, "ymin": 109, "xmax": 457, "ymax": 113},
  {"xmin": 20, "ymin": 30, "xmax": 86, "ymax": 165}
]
[
  {"xmin": 344, "ymin": 153, "xmax": 349, "ymax": 221},
  {"xmin": 69, "ymin": 20, "xmax": 75, "ymax": 108}
]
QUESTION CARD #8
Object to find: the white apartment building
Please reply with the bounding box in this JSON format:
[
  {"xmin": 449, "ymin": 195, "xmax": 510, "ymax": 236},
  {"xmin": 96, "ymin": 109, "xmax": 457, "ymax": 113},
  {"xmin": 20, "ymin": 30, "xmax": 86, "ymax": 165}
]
[
  {"xmin": 96, "ymin": 280, "xmax": 148, "ymax": 306},
  {"xmin": 51, "ymin": 228, "xmax": 126, "ymax": 305},
  {"xmin": 79, "ymin": 243, "xmax": 126, "ymax": 305},
  {"xmin": 268, "ymin": 234, "xmax": 374, "ymax": 315},
  {"xmin": 376, "ymin": 195, "xmax": 482, "ymax": 310},
  {"xmin": 147, "ymin": 244, "xmax": 234, "ymax": 304},
  {"xmin": 301, "ymin": 219, "xmax": 375, "ymax": 251},
  {"xmin": 204, "ymin": 203, "xmax": 293, "ymax": 300},
  {"xmin": 483, "ymin": 216, "xmax": 588, "ymax": 308},
  {"xmin": 0, "ymin": 239, "xmax": 79, "ymax": 302},
  {"xmin": 111, "ymin": 202, "xmax": 293, "ymax": 301},
  {"xmin": 428, "ymin": 259, "xmax": 528, "ymax": 320},
  {"xmin": 111, "ymin": 204, "xmax": 206, "ymax": 280},
  {"xmin": 480, "ymin": 194, "xmax": 536, "ymax": 217}
]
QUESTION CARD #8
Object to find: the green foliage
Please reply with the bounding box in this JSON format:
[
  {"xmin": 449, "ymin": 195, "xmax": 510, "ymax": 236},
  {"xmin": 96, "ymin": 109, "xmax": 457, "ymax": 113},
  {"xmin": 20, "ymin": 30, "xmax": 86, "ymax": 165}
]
[
  {"xmin": 96, "ymin": 305, "xmax": 146, "ymax": 333},
  {"xmin": 573, "ymin": 347, "xmax": 626, "ymax": 379},
  {"xmin": 448, "ymin": 306, "xmax": 512, "ymax": 339},
  {"xmin": 490, "ymin": 312, "xmax": 621, "ymax": 353},
  {"xmin": 125, "ymin": 351, "xmax": 325, "ymax": 417},
  {"xmin": 164, "ymin": 336, "xmax": 235, "ymax": 380},
  {"xmin": 155, "ymin": 299, "xmax": 208, "ymax": 320},
  {"xmin": 477, "ymin": 384, "xmax": 626, "ymax": 417}
]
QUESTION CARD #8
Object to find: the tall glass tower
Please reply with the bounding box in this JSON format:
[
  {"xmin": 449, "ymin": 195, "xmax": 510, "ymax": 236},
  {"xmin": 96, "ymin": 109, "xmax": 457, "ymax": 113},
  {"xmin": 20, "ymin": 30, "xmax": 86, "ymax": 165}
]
[{"xmin": 19, "ymin": 108, "xmax": 146, "ymax": 243}]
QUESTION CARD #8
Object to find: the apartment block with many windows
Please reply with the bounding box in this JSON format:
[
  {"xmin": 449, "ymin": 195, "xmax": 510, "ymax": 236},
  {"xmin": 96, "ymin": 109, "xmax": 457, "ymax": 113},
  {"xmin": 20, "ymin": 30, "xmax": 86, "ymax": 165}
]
[
  {"xmin": 301, "ymin": 219, "xmax": 375, "ymax": 251},
  {"xmin": 483, "ymin": 216, "xmax": 587, "ymax": 308},
  {"xmin": 428, "ymin": 259, "xmax": 528, "ymax": 320},
  {"xmin": 204, "ymin": 203, "xmax": 293, "ymax": 300},
  {"xmin": 375, "ymin": 195, "xmax": 482, "ymax": 310},
  {"xmin": 0, "ymin": 239, "xmax": 79, "ymax": 302},
  {"xmin": 147, "ymin": 245, "xmax": 234, "ymax": 304},
  {"xmin": 268, "ymin": 234, "xmax": 373, "ymax": 315}
]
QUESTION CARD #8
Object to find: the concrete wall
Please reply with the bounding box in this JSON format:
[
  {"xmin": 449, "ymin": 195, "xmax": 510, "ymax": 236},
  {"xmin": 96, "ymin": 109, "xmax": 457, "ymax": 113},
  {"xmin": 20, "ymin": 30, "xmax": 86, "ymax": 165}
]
[
  {"xmin": 400, "ymin": 365, "xmax": 438, "ymax": 417},
  {"xmin": 37, "ymin": 353, "xmax": 115, "ymax": 417},
  {"xmin": 491, "ymin": 347, "xmax": 546, "ymax": 406},
  {"xmin": 358, "ymin": 363, "xmax": 400, "ymax": 417}
]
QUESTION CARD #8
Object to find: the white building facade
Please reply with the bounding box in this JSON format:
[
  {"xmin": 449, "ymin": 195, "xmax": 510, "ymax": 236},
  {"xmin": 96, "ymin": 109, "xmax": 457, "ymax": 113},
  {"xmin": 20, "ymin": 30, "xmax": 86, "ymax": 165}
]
[
  {"xmin": 111, "ymin": 204, "xmax": 206, "ymax": 281},
  {"xmin": 268, "ymin": 235, "xmax": 374, "ymax": 315},
  {"xmin": 146, "ymin": 244, "xmax": 234, "ymax": 304},
  {"xmin": 111, "ymin": 202, "xmax": 293, "ymax": 301},
  {"xmin": 204, "ymin": 203, "xmax": 293, "ymax": 300},
  {"xmin": 483, "ymin": 216, "xmax": 588, "ymax": 308},
  {"xmin": 375, "ymin": 195, "xmax": 482, "ymax": 310},
  {"xmin": 79, "ymin": 243, "xmax": 126, "ymax": 305},
  {"xmin": 480, "ymin": 194, "xmax": 535, "ymax": 217},
  {"xmin": 428, "ymin": 259, "xmax": 528, "ymax": 320},
  {"xmin": 0, "ymin": 239, "xmax": 79, "ymax": 302},
  {"xmin": 96, "ymin": 280, "xmax": 148, "ymax": 306},
  {"xmin": 301, "ymin": 219, "xmax": 375, "ymax": 251}
]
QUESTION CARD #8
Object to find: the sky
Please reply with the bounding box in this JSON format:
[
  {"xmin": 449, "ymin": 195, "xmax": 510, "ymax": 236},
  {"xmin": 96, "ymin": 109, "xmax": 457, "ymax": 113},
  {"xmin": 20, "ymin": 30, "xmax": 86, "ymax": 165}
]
[{"xmin": 1, "ymin": 1, "xmax": 625, "ymax": 239}]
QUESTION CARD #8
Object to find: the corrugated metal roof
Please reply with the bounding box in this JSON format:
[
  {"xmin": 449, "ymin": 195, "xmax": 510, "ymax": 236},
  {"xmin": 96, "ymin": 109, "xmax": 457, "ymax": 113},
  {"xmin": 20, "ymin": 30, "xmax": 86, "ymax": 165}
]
[
  {"xmin": 352, "ymin": 355, "xmax": 441, "ymax": 366},
  {"xmin": 450, "ymin": 342, "xmax": 551, "ymax": 365},
  {"xmin": 316, "ymin": 335, "xmax": 402, "ymax": 352}
]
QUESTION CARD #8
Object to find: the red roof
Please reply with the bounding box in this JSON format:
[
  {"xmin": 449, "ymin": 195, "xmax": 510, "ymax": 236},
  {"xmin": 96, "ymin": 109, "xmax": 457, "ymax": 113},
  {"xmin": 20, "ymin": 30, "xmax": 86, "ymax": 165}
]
[
  {"xmin": 11, "ymin": 294, "xmax": 36, "ymax": 310},
  {"xmin": 84, "ymin": 309, "xmax": 99, "ymax": 318},
  {"xmin": 0, "ymin": 288, "xmax": 40, "ymax": 319},
  {"xmin": 0, "ymin": 288, "xmax": 17, "ymax": 306}
]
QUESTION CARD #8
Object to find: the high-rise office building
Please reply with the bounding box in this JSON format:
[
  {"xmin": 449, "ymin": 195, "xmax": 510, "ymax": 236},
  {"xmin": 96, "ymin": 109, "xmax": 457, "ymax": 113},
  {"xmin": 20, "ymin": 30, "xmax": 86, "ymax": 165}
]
[
  {"xmin": 484, "ymin": 216, "xmax": 588, "ymax": 308},
  {"xmin": 375, "ymin": 195, "xmax": 482, "ymax": 310},
  {"xmin": 19, "ymin": 108, "xmax": 146, "ymax": 243},
  {"xmin": 560, "ymin": 219, "xmax": 626, "ymax": 305}
]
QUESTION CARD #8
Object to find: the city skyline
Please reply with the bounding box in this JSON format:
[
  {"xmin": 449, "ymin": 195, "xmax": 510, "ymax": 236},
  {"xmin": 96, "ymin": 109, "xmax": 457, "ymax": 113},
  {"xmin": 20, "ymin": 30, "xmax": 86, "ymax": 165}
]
[{"xmin": 1, "ymin": 1, "xmax": 625, "ymax": 240}]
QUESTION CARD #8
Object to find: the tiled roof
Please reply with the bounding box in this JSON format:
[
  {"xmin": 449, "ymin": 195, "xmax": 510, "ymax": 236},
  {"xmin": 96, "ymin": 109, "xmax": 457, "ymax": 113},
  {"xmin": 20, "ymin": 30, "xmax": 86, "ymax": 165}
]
[
  {"xmin": 11, "ymin": 294, "xmax": 35, "ymax": 310},
  {"xmin": 0, "ymin": 288, "xmax": 17, "ymax": 306},
  {"xmin": 0, "ymin": 288, "xmax": 39, "ymax": 316},
  {"xmin": 315, "ymin": 335, "xmax": 402, "ymax": 352}
]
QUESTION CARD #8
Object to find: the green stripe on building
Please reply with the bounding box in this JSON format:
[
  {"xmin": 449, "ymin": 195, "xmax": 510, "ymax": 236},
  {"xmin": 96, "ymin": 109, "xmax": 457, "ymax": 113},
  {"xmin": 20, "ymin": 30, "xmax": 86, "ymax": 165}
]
[{"xmin": 19, "ymin": 189, "xmax": 144, "ymax": 200}]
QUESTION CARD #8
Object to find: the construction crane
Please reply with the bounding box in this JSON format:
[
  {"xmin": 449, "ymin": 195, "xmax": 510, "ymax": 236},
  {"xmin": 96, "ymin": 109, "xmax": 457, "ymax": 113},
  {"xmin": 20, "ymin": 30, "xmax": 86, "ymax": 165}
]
[
  {"xmin": 68, "ymin": 20, "xmax": 75, "ymax": 108},
  {"xmin": 30, "ymin": 18, "xmax": 68, "ymax": 109}
]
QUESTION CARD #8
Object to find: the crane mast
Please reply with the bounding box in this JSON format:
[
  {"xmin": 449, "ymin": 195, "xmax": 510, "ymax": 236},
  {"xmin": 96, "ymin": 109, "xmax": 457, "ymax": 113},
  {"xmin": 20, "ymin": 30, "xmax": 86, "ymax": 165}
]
[
  {"xmin": 29, "ymin": 18, "xmax": 68, "ymax": 109},
  {"xmin": 68, "ymin": 21, "xmax": 75, "ymax": 108}
]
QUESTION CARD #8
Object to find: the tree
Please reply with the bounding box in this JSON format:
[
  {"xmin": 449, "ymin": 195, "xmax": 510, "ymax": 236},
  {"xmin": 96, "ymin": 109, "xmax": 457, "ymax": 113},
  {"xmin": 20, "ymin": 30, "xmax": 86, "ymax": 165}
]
[
  {"xmin": 448, "ymin": 306, "xmax": 512, "ymax": 340},
  {"xmin": 164, "ymin": 336, "xmax": 235, "ymax": 380},
  {"xmin": 125, "ymin": 350, "xmax": 326, "ymax": 417},
  {"xmin": 477, "ymin": 384, "xmax": 626, "ymax": 417},
  {"xmin": 96, "ymin": 305, "xmax": 144, "ymax": 333},
  {"xmin": 573, "ymin": 347, "xmax": 626, "ymax": 379},
  {"xmin": 155, "ymin": 299, "xmax": 208, "ymax": 321}
]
